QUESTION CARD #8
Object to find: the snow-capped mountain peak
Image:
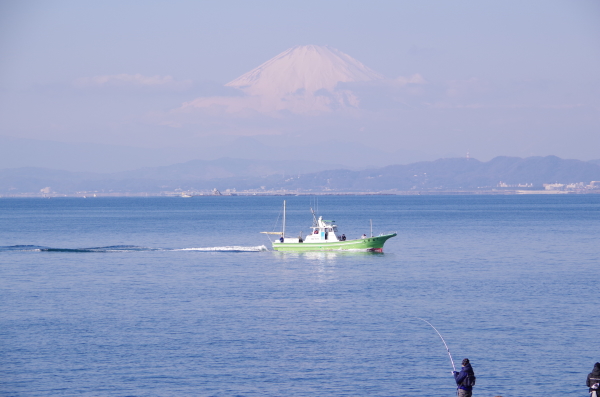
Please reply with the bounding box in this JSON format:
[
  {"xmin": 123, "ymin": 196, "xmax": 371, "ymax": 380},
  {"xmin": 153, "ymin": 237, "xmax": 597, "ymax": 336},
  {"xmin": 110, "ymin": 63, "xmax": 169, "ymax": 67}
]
[
  {"xmin": 226, "ymin": 45, "xmax": 382, "ymax": 97},
  {"xmin": 184, "ymin": 45, "xmax": 383, "ymax": 114}
]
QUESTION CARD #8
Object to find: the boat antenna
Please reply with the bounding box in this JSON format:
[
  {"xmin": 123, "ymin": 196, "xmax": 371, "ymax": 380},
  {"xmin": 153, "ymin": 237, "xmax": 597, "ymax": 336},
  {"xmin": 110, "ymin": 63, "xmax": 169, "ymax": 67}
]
[
  {"xmin": 282, "ymin": 200, "xmax": 286, "ymax": 239},
  {"xmin": 417, "ymin": 317, "xmax": 456, "ymax": 372}
]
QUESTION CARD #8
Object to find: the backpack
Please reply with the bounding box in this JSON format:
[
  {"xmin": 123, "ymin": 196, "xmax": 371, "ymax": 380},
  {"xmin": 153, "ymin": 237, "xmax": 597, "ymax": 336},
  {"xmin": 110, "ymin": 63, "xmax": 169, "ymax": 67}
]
[{"xmin": 462, "ymin": 372, "xmax": 476, "ymax": 387}]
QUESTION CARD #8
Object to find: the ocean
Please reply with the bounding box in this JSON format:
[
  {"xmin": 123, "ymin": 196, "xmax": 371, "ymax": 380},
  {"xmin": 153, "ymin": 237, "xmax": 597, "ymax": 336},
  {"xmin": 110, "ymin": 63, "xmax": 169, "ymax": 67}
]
[{"xmin": 1, "ymin": 195, "xmax": 599, "ymax": 396}]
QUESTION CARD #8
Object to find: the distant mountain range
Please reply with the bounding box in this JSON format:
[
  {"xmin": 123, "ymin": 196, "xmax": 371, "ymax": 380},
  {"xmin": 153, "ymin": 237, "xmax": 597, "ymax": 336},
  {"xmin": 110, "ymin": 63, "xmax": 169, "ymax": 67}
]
[
  {"xmin": 272, "ymin": 156, "xmax": 600, "ymax": 192},
  {"xmin": 0, "ymin": 158, "xmax": 344, "ymax": 194},
  {"xmin": 1, "ymin": 156, "xmax": 599, "ymax": 195},
  {"xmin": 0, "ymin": 135, "xmax": 429, "ymax": 172}
]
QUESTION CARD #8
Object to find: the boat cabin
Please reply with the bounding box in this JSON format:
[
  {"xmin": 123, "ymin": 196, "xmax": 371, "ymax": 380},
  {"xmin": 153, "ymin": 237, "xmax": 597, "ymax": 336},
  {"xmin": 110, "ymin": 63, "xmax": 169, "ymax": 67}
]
[{"xmin": 303, "ymin": 216, "xmax": 340, "ymax": 243}]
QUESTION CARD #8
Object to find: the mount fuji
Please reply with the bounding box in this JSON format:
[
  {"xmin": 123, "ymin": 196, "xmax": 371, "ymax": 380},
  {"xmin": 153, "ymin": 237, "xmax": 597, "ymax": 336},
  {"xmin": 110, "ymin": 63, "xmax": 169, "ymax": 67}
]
[{"xmin": 182, "ymin": 45, "xmax": 384, "ymax": 115}]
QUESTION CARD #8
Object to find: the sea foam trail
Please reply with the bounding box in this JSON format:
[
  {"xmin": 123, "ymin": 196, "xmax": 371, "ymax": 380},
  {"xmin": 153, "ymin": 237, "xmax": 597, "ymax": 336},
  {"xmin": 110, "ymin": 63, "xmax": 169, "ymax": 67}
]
[
  {"xmin": 0, "ymin": 245, "xmax": 268, "ymax": 253},
  {"xmin": 175, "ymin": 246, "xmax": 268, "ymax": 252}
]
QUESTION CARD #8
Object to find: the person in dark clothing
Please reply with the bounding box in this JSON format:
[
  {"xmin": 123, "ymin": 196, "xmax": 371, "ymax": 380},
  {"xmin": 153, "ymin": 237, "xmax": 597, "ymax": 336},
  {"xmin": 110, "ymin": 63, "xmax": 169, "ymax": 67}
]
[
  {"xmin": 587, "ymin": 362, "xmax": 600, "ymax": 397},
  {"xmin": 453, "ymin": 358, "xmax": 475, "ymax": 397}
]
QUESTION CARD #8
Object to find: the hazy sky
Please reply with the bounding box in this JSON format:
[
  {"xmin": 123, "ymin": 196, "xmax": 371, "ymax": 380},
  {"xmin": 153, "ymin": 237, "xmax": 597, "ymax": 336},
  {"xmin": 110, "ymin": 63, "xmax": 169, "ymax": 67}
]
[{"xmin": 1, "ymin": 0, "xmax": 599, "ymax": 170}]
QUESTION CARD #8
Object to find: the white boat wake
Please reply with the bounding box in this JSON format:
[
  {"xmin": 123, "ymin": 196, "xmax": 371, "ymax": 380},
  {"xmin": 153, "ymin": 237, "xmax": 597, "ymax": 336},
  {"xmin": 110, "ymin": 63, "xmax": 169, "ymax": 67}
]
[
  {"xmin": 1, "ymin": 245, "xmax": 269, "ymax": 253},
  {"xmin": 175, "ymin": 245, "xmax": 268, "ymax": 252}
]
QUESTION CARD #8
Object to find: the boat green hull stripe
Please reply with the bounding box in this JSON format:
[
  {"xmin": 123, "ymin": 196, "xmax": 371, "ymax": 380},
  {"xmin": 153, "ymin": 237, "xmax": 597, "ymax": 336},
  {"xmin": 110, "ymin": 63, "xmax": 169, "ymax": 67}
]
[{"xmin": 272, "ymin": 233, "xmax": 397, "ymax": 251}]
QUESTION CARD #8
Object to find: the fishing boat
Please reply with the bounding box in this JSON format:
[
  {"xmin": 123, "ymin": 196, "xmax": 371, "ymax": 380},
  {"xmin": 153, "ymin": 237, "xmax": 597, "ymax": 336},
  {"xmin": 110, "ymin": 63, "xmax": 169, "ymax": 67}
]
[{"xmin": 261, "ymin": 200, "xmax": 397, "ymax": 252}]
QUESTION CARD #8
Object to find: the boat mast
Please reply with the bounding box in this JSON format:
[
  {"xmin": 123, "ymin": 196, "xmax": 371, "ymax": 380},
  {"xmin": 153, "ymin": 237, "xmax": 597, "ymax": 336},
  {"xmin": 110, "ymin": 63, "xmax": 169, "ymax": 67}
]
[
  {"xmin": 310, "ymin": 207, "xmax": 318, "ymax": 227},
  {"xmin": 370, "ymin": 219, "xmax": 373, "ymax": 237},
  {"xmin": 282, "ymin": 200, "xmax": 286, "ymax": 239}
]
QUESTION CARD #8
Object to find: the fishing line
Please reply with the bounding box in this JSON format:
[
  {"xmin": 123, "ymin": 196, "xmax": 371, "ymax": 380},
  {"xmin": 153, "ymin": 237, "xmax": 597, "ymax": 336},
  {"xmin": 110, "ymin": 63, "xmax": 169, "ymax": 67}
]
[{"xmin": 417, "ymin": 317, "xmax": 456, "ymax": 372}]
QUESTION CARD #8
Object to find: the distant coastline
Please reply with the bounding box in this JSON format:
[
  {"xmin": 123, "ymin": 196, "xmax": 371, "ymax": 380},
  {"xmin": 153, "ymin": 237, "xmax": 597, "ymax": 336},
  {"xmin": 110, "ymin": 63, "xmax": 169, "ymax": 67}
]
[
  {"xmin": 3, "ymin": 189, "xmax": 600, "ymax": 198},
  {"xmin": 2, "ymin": 155, "xmax": 599, "ymax": 197}
]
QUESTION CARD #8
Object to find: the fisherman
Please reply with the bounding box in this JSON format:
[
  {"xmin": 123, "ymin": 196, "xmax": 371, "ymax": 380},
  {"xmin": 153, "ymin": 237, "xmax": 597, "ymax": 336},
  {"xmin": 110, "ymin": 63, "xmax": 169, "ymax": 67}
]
[
  {"xmin": 453, "ymin": 358, "xmax": 476, "ymax": 397},
  {"xmin": 361, "ymin": 234, "xmax": 367, "ymax": 239},
  {"xmin": 587, "ymin": 362, "xmax": 600, "ymax": 397},
  {"xmin": 341, "ymin": 234, "xmax": 346, "ymax": 241}
]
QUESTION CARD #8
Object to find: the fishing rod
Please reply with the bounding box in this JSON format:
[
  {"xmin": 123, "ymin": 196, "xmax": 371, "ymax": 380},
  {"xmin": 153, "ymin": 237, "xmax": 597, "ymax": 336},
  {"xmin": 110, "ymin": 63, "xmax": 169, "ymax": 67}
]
[{"xmin": 417, "ymin": 317, "xmax": 456, "ymax": 372}]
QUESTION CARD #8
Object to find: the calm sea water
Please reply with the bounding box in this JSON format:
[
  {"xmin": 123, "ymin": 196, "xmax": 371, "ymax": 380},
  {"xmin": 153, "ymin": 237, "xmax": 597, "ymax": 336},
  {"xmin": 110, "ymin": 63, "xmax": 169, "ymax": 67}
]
[{"xmin": 1, "ymin": 195, "xmax": 599, "ymax": 396}]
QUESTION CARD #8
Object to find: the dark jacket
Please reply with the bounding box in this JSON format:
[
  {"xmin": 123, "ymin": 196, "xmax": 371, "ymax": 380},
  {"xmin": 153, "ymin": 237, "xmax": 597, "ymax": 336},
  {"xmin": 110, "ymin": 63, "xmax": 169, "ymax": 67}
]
[
  {"xmin": 587, "ymin": 362, "xmax": 600, "ymax": 392},
  {"xmin": 454, "ymin": 363, "xmax": 475, "ymax": 391}
]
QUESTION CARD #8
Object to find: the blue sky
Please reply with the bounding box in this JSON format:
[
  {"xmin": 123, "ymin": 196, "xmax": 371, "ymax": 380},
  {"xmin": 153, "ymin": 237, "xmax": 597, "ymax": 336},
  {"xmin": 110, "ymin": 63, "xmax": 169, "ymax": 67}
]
[{"xmin": 1, "ymin": 0, "xmax": 599, "ymax": 171}]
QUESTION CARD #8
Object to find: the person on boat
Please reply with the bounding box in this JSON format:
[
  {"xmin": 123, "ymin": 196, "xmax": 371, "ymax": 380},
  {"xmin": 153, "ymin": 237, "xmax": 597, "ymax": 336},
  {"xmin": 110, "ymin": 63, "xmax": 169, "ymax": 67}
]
[
  {"xmin": 361, "ymin": 234, "xmax": 367, "ymax": 239},
  {"xmin": 279, "ymin": 236, "xmax": 284, "ymax": 243},
  {"xmin": 453, "ymin": 358, "xmax": 475, "ymax": 397},
  {"xmin": 587, "ymin": 362, "xmax": 600, "ymax": 397},
  {"xmin": 341, "ymin": 234, "xmax": 346, "ymax": 241}
]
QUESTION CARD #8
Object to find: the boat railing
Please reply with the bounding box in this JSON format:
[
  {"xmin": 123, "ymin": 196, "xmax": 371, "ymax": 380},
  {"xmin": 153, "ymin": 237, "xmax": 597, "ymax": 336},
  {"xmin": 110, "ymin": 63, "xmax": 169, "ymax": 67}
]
[{"xmin": 378, "ymin": 231, "xmax": 397, "ymax": 236}]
